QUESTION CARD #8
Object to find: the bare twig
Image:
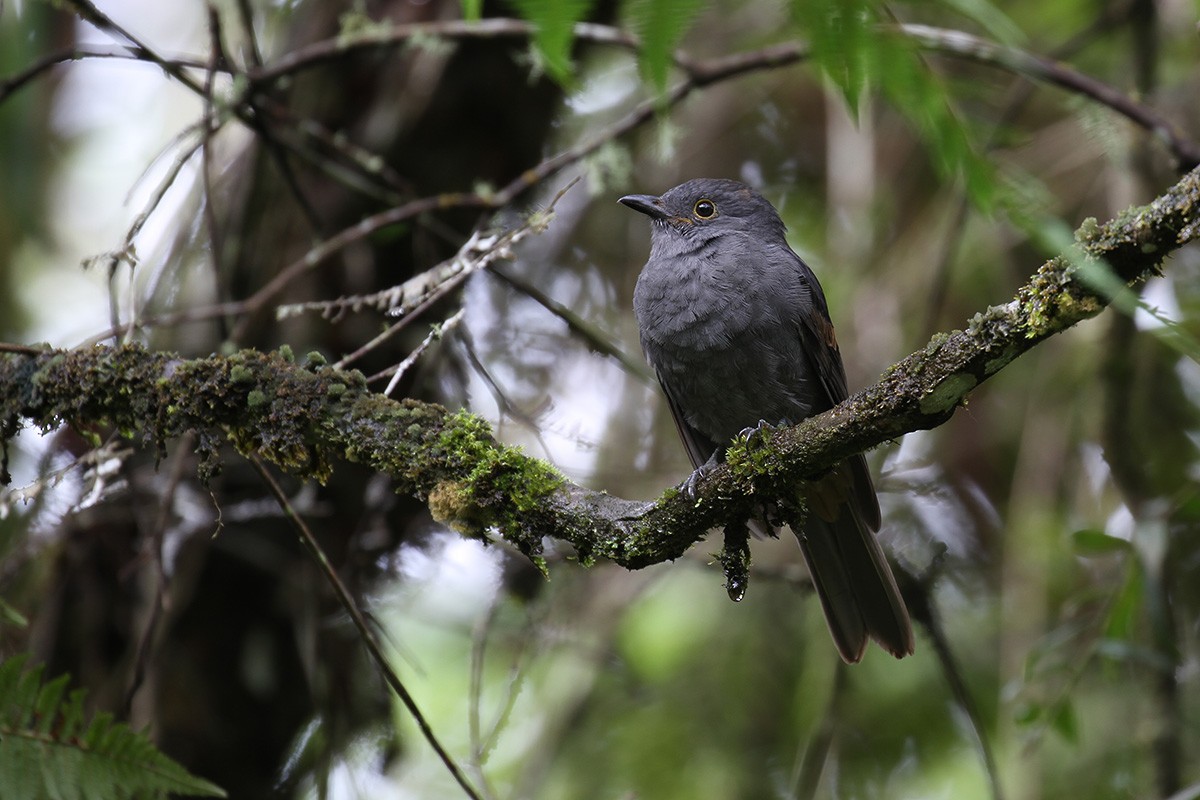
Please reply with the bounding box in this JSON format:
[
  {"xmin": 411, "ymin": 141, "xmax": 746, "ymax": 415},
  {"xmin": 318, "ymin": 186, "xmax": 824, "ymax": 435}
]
[
  {"xmin": 122, "ymin": 432, "xmax": 196, "ymax": 717},
  {"xmin": 233, "ymin": 0, "xmax": 264, "ymax": 69},
  {"xmin": 246, "ymin": 19, "xmax": 642, "ymax": 85},
  {"xmin": 201, "ymin": 6, "xmax": 232, "ymax": 341},
  {"xmin": 456, "ymin": 328, "xmax": 554, "ymax": 459},
  {"xmin": 248, "ymin": 455, "xmax": 485, "ymax": 800},
  {"xmin": 0, "ymin": 44, "xmax": 211, "ymax": 104},
  {"xmin": 381, "ymin": 308, "xmax": 466, "ymax": 396},
  {"xmin": 898, "ymin": 556, "xmax": 1006, "ymax": 800},
  {"xmin": 491, "ymin": 266, "xmax": 653, "ymax": 382},
  {"xmin": 789, "ymin": 665, "xmax": 845, "ymax": 800},
  {"xmin": 899, "ymin": 23, "xmax": 1200, "ymax": 169},
  {"xmin": 65, "ymin": 0, "xmax": 207, "ymax": 95},
  {"xmin": 0, "ymin": 343, "xmax": 49, "ymax": 356}
]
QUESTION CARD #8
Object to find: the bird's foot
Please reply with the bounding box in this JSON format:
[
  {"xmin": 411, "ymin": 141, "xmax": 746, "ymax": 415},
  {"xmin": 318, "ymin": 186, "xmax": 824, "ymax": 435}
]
[
  {"xmin": 682, "ymin": 452, "xmax": 722, "ymax": 500},
  {"xmin": 737, "ymin": 419, "xmax": 783, "ymax": 449}
]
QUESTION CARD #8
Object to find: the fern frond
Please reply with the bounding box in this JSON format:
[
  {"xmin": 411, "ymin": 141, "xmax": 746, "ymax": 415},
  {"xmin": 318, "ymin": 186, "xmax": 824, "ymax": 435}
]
[{"xmin": 0, "ymin": 655, "xmax": 226, "ymax": 800}]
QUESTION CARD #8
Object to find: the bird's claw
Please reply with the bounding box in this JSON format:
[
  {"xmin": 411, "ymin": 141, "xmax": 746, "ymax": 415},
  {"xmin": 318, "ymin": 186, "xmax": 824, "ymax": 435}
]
[
  {"xmin": 682, "ymin": 463, "xmax": 711, "ymax": 500},
  {"xmin": 737, "ymin": 418, "xmax": 782, "ymax": 448},
  {"xmin": 683, "ymin": 453, "xmax": 722, "ymax": 500}
]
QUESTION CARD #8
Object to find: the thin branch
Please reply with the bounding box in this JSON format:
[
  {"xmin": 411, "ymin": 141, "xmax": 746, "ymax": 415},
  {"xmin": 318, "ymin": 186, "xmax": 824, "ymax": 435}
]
[
  {"xmin": 0, "ymin": 343, "xmax": 48, "ymax": 356},
  {"xmin": 899, "ymin": 23, "xmax": 1200, "ymax": 169},
  {"xmin": 922, "ymin": 7, "xmax": 1135, "ymax": 337},
  {"xmin": 456, "ymin": 326, "xmax": 555, "ymax": 459},
  {"xmin": 467, "ymin": 597, "xmax": 523, "ymax": 800},
  {"xmin": 898, "ymin": 557, "xmax": 1005, "ymax": 800},
  {"xmin": 122, "ymin": 432, "xmax": 196, "ymax": 717},
  {"xmin": 233, "ymin": 0, "xmax": 264, "ymax": 69},
  {"xmin": 381, "ymin": 308, "xmax": 465, "ymax": 396},
  {"xmin": 20, "ymin": 15, "xmax": 1191, "ymax": 173},
  {"xmin": 246, "ymin": 19, "xmax": 642, "ymax": 86},
  {"xmin": 0, "ymin": 44, "xmax": 212, "ymax": 104},
  {"xmin": 64, "ymin": 0, "xmax": 207, "ymax": 96},
  {"xmin": 248, "ymin": 455, "xmax": 484, "ymax": 800},
  {"xmin": 491, "ymin": 266, "xmax": 653, "ymax": 382},
  {"xmin": 789, "ymin": 665, "xmax": 844, "ymax": 800},
  {"xmin": 242, "ymin": 20, "xmax": 1200, "ymax": 170},
  {"xmin": 201, "ymin": 6, "xmax": 232, "ymax": 341}
]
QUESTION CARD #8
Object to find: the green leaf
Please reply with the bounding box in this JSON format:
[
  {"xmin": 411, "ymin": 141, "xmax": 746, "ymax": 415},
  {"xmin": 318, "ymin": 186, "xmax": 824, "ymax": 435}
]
[
  {"xmin": 35, "ymin": 674, "xmax": 70, "ymax": 736},
  {"xmin": 0, "ymin": 596, "xmax": 29, "ymax": 628},
  {"xmin": 507, "ymin": 0, "xmax": 595, "ymax": 84},
  {"xmin": 790, "ymin": 0, "xmax": 874, "ymax": 112},
  {"xmin": 873, "ymin": 31, "xmax": 995, "ymax": 207},
  {"xmin": 1049, "ymin": 699, "xmax": 1078, "ymax": 743},
  {"xmin": 1013, "ymin": 701, "xmax": 1041, "ymax": 726},
  {"xmin": 935, "ymin": 0, "xmax": 1026, "ymax": 46},
  {"xmin": 1070, "ymin": 529, "xmax": 1131, "ymax": 555},
  {"xmin": 1103, "ymin": 561, "xmax": 1143, "ymax": 641},
  {"xmin": 625, "ymin": 0, "xmax": 705, "ymax": 94},
  {"xmin": 790, "ymin": 0, "xmax": 995, "ymax": 205},
  {"xmin": 0, "ymin": 654, "xmax": 226, "ymax": 799},
  {"xmin": 460, "ymin": 0, "xmax": 484, "ymax": 21}
]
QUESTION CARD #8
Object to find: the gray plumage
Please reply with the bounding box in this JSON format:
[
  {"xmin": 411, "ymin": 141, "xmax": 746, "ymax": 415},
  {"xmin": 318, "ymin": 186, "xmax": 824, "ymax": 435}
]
[{"xmin": 620, "ymin": 178, "xmax": 914, "ymax": 663}]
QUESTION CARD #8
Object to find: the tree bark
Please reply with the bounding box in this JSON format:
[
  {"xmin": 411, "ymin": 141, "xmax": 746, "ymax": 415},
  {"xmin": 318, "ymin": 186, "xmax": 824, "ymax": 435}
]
[{"xmin": 5, "ymin": 164, "xmax": 1199, "ymax": 572}]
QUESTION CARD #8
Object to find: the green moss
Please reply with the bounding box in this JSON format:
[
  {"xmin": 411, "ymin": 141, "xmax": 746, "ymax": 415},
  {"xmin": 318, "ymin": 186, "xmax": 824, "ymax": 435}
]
[
  {"xmin": 429, "ymin": 409, "xmax": 566, "ymax": 559},
  {"xmin": 1016, "ymin": 256, "xmax": 1075, "ymax": 338},
  {"xmin": 428, "ymin": 480, "xmax": 485, "ymax": 536},
  {"xmin": 725, "ymin": 422, "xmax": 787, "ymax": 485},
  {"xmin": 1075, "ymin": 216, "xmax": 1101, "ymax": 243},
  {"xmin": 1, "ymin": 345, "xmax": 566, "ymax": 568},
  {"xmin": 1056, "ymin": 290, "xmax": 1102, "ymax": 319}
]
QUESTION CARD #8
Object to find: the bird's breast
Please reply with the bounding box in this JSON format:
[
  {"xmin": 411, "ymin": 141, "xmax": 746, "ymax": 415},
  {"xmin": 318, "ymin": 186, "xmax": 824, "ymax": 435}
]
[
  {"xmin": 633, "ymin": 254, "xmax": 758, "ymax": 349},
  {"xmin": 634, "ymin": 264, "xmax": 817, "ymax": 444}
]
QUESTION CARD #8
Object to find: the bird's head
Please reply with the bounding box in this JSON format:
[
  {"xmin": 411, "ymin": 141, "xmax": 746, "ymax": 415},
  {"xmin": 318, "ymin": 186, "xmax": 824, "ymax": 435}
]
[{"xmin": 619, "ymin": 178, "xmax": 787, "ymax": 246}]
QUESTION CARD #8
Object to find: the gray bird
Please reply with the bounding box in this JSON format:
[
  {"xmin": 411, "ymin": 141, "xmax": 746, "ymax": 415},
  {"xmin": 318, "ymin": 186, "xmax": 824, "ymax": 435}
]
[{"xmin": 620, "ymin": 178, "xmax": 914, "ymax": 662}]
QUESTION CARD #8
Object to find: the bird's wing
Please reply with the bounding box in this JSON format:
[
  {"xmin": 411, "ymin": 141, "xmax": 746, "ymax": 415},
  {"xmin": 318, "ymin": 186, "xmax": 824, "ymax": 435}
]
[
  {"xmin": 791, "ymin": 254, "xmax": 882, "ymax": 531},
  {"xmin": 655, "ymin": 370, "xmax": 721, "ymax": 470}
]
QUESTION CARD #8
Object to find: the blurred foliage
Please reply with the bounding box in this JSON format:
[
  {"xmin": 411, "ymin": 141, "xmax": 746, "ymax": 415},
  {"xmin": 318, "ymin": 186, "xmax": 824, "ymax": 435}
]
[
  {"xmin": 1, "ymin": 0, "xmax": 1199, "ymax": 799},
  {"xmin": 624, "ymin": 0, "xmax": 707, "ymax": 92},
  {"xmin": 508, "ymin": 0, "xmax": 597, "ymax": 83}
]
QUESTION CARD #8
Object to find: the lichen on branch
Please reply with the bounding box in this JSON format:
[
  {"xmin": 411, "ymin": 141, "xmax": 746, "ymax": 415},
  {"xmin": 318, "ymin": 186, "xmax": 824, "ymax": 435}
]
[{"xmin": 2, "ymin": 165, "xmax": 1199, "ymax": 574}]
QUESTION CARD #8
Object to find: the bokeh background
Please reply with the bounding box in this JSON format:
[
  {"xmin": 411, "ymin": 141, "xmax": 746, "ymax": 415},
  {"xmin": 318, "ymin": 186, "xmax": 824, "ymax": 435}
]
[{"xmin": 2, "ymin": 0, "xmax": 1200, "ymax": 798}]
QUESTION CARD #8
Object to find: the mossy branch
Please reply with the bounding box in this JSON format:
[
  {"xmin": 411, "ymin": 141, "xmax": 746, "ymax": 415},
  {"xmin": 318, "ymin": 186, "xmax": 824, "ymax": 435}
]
[{"xmin": 2, "ymin": 166, "xmax": 1199, "ymax": 571}]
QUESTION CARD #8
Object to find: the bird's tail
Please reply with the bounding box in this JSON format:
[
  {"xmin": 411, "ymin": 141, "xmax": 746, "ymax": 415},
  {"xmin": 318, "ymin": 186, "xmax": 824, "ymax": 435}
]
[{"xmin": 793, "ymin": 508, "xmax": 914, "ymax": 663}]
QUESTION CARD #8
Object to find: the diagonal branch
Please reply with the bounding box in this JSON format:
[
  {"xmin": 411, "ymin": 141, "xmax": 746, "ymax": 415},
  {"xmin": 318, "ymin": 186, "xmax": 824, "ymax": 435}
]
[
  {"xmin": 2, "ymin": 167, "xmax": 1199, "ymax": 570},
  {"xmin": 249, "ymin": 455, "xmax": 484, "ymax": 800}
]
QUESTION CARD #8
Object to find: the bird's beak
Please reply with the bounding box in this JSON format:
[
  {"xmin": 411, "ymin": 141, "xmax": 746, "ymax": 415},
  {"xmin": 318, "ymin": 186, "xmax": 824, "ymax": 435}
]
[{"xmin": 619, "ymin": 193, "xmax": 668, "ymax": 220}]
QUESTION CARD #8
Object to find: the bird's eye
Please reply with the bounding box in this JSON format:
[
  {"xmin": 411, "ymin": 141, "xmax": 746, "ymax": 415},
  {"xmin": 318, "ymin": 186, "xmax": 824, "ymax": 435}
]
[{"xmin": 693, "ymin": 199, "xmax": 717, "ymax": 219}]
